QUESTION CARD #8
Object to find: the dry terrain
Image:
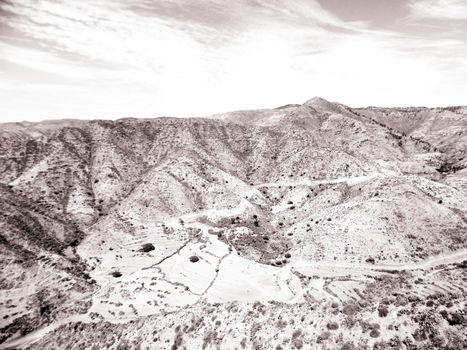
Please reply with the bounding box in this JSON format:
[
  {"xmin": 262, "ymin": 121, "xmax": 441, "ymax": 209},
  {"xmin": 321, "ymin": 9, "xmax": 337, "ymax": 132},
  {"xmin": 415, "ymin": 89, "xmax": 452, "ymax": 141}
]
[{"xmin": 0, "ymin": 97, "xmax": 466, "ymax": 349}]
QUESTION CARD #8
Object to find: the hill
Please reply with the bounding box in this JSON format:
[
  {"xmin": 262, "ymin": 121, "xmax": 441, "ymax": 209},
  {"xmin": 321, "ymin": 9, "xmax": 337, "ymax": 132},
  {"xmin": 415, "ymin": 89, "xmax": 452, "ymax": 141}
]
[{"xmin": 0, "ymin": 98, "xmax": 466, "ymax": 349}]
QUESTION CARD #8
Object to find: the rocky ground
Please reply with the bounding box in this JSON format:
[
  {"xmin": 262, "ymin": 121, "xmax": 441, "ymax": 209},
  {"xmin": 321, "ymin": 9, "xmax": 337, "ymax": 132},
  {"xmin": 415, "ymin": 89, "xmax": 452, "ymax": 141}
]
[{"xmin": 0, "ymin": 97, "xmax": 466, "ymax": 349}]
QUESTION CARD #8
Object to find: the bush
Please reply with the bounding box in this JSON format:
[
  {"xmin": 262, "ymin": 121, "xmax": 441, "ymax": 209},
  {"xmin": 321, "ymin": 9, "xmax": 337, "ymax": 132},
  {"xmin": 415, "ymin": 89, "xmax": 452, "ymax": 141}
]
[
  {"xmin": 292, "ymin": 339, "xmax": 303, "ymax": 349},
  {"xmin": 317, "ymin": 331, "xmax": 330, "ymax": 343},
  {"xmin": 140, "ymin": 243, "xmax": 155, "ymax": 252},
  {"xmin": 189, "ymin": 256, "xmax": 199, "ymax": 263},
  {"xmin": 378, "ymin": 306, "xmax": 389, "ymax": 317},
  {"xmin": 340, "ymin": 342, "xmax": 355, "ymax": 350},
  {"xmin": 445, "ymin": 312, "xmax": 465, "ymax": 326},
  {"xmin": 111, "ymin": 271, "xmax": 122, "ymax": 278},
  {"xmin": 326, "ymin": 322, "xmax": 339, "ymax": 330},
  {"xmin": 342, "ymin": 303, "xmax": 359, "ymax": 316}
]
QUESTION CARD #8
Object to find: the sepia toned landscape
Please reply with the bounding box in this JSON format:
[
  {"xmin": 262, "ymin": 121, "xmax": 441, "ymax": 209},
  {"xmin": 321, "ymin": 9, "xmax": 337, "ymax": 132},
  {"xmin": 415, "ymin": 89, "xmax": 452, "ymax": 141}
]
[
  {"xmin": 0, "ymin": 97, "xmax": 466, "ymax": 349},
  {"xmin": 2, "ymin": 0, "xmax": 467, "ymax": 348}
]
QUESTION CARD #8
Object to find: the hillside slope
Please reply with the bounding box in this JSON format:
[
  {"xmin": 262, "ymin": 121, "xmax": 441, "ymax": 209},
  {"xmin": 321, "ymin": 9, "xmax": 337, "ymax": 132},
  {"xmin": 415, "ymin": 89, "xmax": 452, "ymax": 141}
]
[{"xmin": 0, "ymin": 98, "xmax": 466, "ymax": 349}]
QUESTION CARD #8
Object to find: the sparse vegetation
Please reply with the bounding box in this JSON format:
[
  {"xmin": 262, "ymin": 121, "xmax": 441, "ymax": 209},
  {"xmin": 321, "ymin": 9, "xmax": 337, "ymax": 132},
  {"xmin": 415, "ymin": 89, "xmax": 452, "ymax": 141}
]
[
  {"xmin": 1, "ymin": 100, "xmax": 467, "ymax": 349},
  {"xmin": 140, "ymin": 243, "xmax": 155, "ymax": 253},
  {"xmin": 189, "ymin": 256, "xmax": 200, "ymax": 263}
]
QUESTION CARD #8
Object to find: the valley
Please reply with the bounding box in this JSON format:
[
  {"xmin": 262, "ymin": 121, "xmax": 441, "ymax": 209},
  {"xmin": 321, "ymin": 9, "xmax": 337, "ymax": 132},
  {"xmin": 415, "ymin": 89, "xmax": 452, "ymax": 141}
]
[{"xmin": 0, "ymin": 97, "xmax": 466, "ymax": 349}]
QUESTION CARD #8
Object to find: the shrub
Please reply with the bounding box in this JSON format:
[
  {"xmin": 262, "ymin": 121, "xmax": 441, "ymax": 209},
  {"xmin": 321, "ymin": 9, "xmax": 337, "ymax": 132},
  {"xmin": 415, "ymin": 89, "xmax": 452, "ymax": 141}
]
[
  {"xmin": 39, "ymin": 304, "xmax": 50, "ymax": 316},
  {"xmin": 140, "ymin": 243, "xmax": 155, "ymax": 252},
  {"xmin": 292, "ymin": 339, "xmax": 303, "ymax": 349},
  {"xmin": 369, "ymin": 329, "xmax": 380, "ymax": 338},
  {"xmin": 189, "ymin": 256, "xmax": 199, "ymax": 263},
  {"xmin": 444, "ymin": 312, "xmax": 465, "ymax": 326},
  {"xmin": 326, "ymin": 322, "xmax": 339, "ymax": 330},
  {"xmin": 111, "ymin": 271, "xmax": 122, "ymax": 278},
  {"xmin": 317, "ymin": 331, "xmax": 330, "ymax": 343},
  {"xmin": 342, "ymin": 303, "xmax": 359, "ymax": 316},
  {"xmin": 340, "ymin": 342, "xmax": 355, "ymax": 350},
  {"xmin": 378, "ymin": 306, "xmax": 389, "ymax": 317}
]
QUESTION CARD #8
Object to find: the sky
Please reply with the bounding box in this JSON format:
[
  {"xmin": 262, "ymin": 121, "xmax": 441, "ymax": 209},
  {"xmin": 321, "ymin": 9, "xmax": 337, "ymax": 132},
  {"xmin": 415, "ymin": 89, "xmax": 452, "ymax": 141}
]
[{"xmin": 1, "ymin": 0, "xmax": 467, "ymax": 122}]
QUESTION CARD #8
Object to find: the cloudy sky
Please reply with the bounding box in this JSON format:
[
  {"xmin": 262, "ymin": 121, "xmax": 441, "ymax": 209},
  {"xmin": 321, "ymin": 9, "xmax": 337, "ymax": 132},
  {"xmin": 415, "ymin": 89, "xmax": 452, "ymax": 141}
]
[{"xmin": 1, "ymin": 0, "xmax": 467, "ymax": 121}]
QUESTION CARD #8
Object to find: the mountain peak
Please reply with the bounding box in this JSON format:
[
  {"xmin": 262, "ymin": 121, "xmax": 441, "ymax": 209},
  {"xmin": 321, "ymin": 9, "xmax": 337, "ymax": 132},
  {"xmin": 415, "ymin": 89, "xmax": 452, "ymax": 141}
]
[
  {"xmin": 302, "ymin": 96, "xmax": 350, "ymax": 115},
  {"xmin": 303, "ymin": 96, "xmax": 333, "ymax": 107}
]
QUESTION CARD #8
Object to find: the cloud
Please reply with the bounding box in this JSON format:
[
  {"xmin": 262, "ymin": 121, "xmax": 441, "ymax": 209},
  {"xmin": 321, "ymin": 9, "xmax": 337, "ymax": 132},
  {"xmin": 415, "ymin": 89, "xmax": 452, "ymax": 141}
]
[
  {"xmin": 409, "ymin": 0, "xmax": 467, "ymax": 20},
  {"xmin": 0, "ymin": 0, "xmax": 466, "ymax": 121}
]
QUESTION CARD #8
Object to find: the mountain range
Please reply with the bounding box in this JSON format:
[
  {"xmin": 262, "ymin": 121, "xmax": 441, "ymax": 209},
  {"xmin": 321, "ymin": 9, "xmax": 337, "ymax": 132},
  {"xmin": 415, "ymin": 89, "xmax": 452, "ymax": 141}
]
[{"xmin": 0, "ymin": 97, "xmax": 466, "ymax": 349}]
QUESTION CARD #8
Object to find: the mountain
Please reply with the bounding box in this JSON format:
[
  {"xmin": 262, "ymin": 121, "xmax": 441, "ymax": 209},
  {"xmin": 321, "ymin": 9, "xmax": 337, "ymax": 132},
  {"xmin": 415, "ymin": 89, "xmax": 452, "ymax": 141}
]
[{"xmin": 0, "ymin": 98, "xmax": 466, "ymax": 349}]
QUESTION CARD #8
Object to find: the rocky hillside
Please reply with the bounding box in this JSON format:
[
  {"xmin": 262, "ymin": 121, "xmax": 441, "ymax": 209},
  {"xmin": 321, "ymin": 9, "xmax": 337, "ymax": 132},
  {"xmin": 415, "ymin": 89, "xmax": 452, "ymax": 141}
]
[{"xmin": 0, "ymin": 97, "xmax": 466, "ymax": 349}]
